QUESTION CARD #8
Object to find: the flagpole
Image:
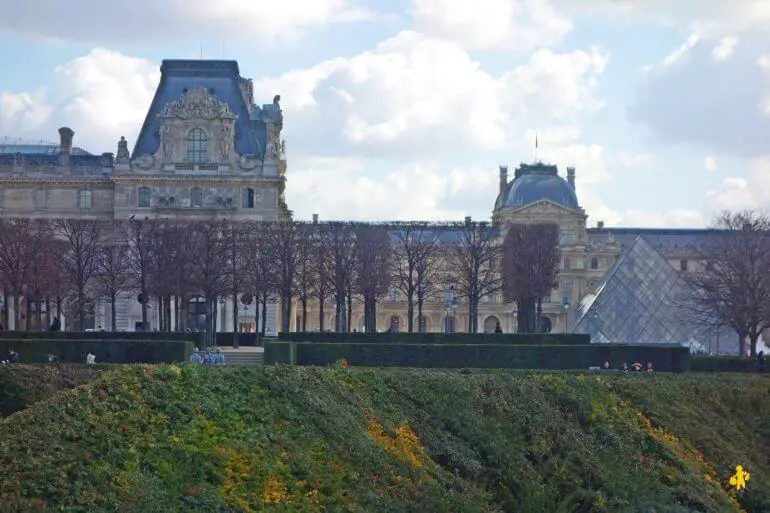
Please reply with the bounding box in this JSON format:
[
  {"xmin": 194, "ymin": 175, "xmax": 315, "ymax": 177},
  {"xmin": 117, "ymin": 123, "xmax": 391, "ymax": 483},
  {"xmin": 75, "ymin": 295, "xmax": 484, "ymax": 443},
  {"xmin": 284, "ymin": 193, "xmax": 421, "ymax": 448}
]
[{"xmin": 534, "ymin": 131, "xmax": 539, "ymax": 163}]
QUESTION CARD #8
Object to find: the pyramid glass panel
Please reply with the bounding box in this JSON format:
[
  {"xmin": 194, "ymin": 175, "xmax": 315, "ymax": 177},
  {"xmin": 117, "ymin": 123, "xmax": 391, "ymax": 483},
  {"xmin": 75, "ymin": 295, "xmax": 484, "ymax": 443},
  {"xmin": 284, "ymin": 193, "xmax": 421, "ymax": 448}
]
[{"xmin": 573, "ymin": 236, "xmax": 694, "ymax": 345}]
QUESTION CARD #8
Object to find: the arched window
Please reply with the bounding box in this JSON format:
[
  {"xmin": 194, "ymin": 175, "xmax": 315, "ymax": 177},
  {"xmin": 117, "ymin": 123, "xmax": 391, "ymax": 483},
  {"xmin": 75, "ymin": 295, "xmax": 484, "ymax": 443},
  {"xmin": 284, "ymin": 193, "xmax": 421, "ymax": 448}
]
[
  {"xmin": 190, "ymin": 187, "xmax": 203, "ymax": 208},
  {"xmin": 78, "ymin": 189, "xmax": 92, "ymax": 209},
  {"xmin": 186, "ymin": 128, "xmax": 208, "ymax": 163},
  {"xmin": 242, "ymin": 187, "xmax": 255, "ymax": 208}
]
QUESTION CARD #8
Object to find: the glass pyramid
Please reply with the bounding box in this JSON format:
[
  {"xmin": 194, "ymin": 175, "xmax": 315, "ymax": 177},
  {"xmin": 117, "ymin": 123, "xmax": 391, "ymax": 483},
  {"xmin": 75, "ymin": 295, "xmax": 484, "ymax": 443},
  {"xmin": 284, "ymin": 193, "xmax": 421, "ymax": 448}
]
[{"xmin": 573, "ymin": 236, "xmax": 696, "ymax": 345}]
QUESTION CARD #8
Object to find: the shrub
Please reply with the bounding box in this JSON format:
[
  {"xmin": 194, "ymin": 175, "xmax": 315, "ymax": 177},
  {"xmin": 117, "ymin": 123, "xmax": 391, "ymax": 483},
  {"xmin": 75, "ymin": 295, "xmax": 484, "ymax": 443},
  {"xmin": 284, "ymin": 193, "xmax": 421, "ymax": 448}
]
[
  {"xmin": 691, "ymin": 356, "xmax": 761, "ymax": 373},
  {"xmin": 0, "ymin": 339, "xmax": 192, "ymax": 364},
  {"xmin": 0, "ymin": 330, "xmax": 262, "ymax": 347},
  {"xmin": 267, "ymin": 342, "xmax": 691, "ymax": 372},
  {"xmin": 278, "ymin": 331, "xmax": 590, "ymax": 345}
]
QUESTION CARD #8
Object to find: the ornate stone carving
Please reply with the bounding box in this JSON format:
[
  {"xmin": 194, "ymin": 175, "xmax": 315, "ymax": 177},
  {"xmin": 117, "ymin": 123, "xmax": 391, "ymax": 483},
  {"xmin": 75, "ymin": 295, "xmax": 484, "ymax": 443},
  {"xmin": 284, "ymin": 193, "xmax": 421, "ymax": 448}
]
[
  {"xmin": 116, "ymin": 136, "xmax": 130, "ymax": 163},
  {"xmin": 266, "ymin": 122, "xmax": 282, "ymax": 161},
  {"xmin": 161, "ymin": 125, "xmax": 175, "ymax": 161},
  {"xmin": 161, "ymin": 86, "xmax": 237, "ymax": 120},
  {"xmin": 239, "ymin": 154, "xmax": 259, "ymax": 170},
  {"xmin": 133, "ymin": 154, "xmax": 155, "ymax": 170},
  {"xmin": 219, "ymin": 124, "xmax": 233, "ymax": 161}
]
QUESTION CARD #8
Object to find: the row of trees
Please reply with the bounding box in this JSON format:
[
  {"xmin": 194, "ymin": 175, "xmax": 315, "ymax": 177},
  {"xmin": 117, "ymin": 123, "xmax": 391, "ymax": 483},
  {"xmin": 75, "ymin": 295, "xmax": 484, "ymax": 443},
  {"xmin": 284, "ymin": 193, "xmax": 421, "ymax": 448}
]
[{"xmin": 0, "ymin": 217, "xmax": 564, "ymax": 340}]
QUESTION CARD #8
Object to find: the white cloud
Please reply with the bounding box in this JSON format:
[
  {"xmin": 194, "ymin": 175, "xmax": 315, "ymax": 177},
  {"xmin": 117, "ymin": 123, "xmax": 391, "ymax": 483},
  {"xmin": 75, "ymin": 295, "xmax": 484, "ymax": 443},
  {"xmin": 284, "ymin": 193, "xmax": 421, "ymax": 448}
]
[
  {"xmin": 0, "ymin": 0, "xmax": 371, "ymax": 46},
  {"xmin": 618, "ymin": 208, "xmax": 705, "ymax": 228},
  {"xmin": 712, "ymin": 36, "xmax": 739, "ymax": 61},
  {"xmin": 617, "ymin": 151, "xmax": 654, "ymax": 168},
  {"xmin": 707, "ymin": 158, "xmax": 770, "ymax": 212},
  {"xmin": 704, "ymin": 155, "xmax": 718, "ymax": 171},
  {"xmin": 0, "ymin": 89, "xmax": 52, "ymax": 136},
  {"xmin": 254, "ymin": 31, "xmax": 608, "ymax": 159},
  {"xmin": 629, "ymin": 33, "xmax": 770, "ymax": 159},
  {"xmin": 410, "ymin": 0, "xmax": 573, "ymax": 51},
  {"xmin": 553, "ymin": 0, "xmax": 770, "ymax": 35},
  {"xmin": 662, "ymin": 34, "xmax": 701, "ymax": 67},
  {"xmin": 540, "ymin": 143, "xmax": 609, "ymax": 184},
  {"xmin": 286, "ymin": 156, "xmax": 497, "ymax": 221}
]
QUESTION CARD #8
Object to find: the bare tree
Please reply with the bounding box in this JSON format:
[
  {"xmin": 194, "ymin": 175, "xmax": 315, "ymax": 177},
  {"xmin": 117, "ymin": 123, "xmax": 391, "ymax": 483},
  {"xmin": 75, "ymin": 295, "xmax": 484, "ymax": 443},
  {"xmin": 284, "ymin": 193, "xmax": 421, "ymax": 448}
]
[
  {"xmin": 391, "ymin": 222, "xmax": 444, "ymax": 332},
  {"xmin": 353, "ymin": 224, "xmax": 392, "ymax": 333},
  {"xmin": 0, "ymin": 219, "xmax": 49, "ymax": 329},
  {"xmin": 222, "ymin": 221, "xmax": 248, "ymax": 346},
  {"xmin": 23, "ymin": 226, "xmax": 58, "ymax": 330},
  {"xmin": 188, "ymin": 220, "xmax": 229, "ymax": 346},
  {"xmin": 501, "ymin": 223, "xmax": 561, "ymax": 333},
  {"xmin": 319, "ymin": 222, "xmax": 357, "ymax": 332},
  {"xmin": 52, "ymin": 219, "xmax": 104, "ymax": 331},
  {"xmin": 310, "ymin": 225, "xmax": 331, "ymax": 332},
  {"xmin": 269, "ymin": 219, "xmax": 301, "ymax": 333},
  {"xmin": 93, "ymin": 231, "xmax": 133, "ymax": 331},
  {"xmin": 120, "ymin": 218, "xmax": 159, "ymax": 332},
  {"xmin": 245, "ymin": 222, "xmax": 276, "ymax": 338},
  {"xmin": 293, "ymin": 222, "xmax": 315, "ymax": 331},
  {"xmin": 449, "ymin": 219, "xmax": 503, "ymax": 333},
  {"xmin": 679, "ymin": 211, "xmax": 770, "ymax": 356}
]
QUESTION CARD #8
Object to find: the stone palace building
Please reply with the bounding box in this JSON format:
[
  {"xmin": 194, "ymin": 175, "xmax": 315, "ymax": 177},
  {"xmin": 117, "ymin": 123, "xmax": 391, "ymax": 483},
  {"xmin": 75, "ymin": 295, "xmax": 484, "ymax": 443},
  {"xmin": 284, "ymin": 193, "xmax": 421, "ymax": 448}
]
[{"xmin": 0, "ymin": 58, "xmax": 730, "ymax": 349}]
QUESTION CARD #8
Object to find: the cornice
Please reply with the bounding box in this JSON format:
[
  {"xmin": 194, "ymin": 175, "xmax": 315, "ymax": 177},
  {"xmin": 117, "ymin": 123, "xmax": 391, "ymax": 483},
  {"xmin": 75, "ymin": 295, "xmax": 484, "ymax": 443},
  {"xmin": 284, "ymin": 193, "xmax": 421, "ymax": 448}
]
[
  {"xmin": 0, "ymin": 177, "xmax": 112, "ymax": 185},
  {"xmin": 110, "ymin": 175, "xmax": 284, "ymax": 185}
]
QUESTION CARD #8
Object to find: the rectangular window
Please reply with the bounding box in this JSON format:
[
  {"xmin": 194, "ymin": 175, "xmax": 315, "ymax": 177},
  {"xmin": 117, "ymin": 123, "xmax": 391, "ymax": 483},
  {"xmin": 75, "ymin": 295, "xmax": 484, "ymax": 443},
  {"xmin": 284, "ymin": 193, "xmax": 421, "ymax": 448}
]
[
  {"xmin": 34, "ymin": 189, "xmax": 47, "ymax": 209},
  {"xmin": 78, "ymin": 189, "xmax": 92, "ymax": 209},
  {"xmin": 680, "ymin": 259, "xmax": 688, "ymax": 271},
  {"xmin": 562, "ymin": 281, "xmax": 573, "ymax": 306},
  {"xmin": 138, "ymin": 187, "xmax": 151, "ymax": 207},
  {"xmin": 560, "ymin": 227, "xmax": 573, "ymax": 244},
  {"xmin": 190, "ymin": 187, "xmax": 203, "ymax": 208},
  {"xmin": 242, "ymin": 187, "xmax": 255, "ymax": 208},
  {"xmin": 590, "ymin": 257, "xmax": 599, "ymax": 270},
  {"xmin": 563, "ymin": 257, "xmax": 571, "ymax": 270}
]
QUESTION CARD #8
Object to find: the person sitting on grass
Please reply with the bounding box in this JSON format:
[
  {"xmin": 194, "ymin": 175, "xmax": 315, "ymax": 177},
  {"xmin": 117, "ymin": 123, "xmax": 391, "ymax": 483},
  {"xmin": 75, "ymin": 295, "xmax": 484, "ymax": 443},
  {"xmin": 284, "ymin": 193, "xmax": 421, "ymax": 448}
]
[
  {"xmin": 603, "ymin": 361, "xmax": 610, "ymax": 370},
  {"xmin": 631, "ymin": 361, "xmax": 643, "ymax": 372},
  {"xmin": 620, "ymin": 361, "xmax": 629, "ymax": 372},
  {"xmin": 646, "ymin": 361, "xmax": 654, "ymax": 373}
]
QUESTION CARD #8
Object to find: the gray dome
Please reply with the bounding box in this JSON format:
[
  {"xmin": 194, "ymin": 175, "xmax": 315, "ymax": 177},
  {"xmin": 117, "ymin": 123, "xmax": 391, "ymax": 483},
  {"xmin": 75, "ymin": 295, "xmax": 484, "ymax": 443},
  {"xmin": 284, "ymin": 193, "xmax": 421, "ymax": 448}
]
[{"xmin": 504, "ymin": 163, "xmax": 578, "ymax": 209}]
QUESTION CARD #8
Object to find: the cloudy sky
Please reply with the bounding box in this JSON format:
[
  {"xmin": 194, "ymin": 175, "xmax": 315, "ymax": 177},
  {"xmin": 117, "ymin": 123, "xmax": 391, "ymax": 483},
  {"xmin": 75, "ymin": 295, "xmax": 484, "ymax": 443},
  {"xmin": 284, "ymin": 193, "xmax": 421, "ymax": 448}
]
[{"xmin": 0, "ymin": 0, "xmax": 768, "ymax": 227}]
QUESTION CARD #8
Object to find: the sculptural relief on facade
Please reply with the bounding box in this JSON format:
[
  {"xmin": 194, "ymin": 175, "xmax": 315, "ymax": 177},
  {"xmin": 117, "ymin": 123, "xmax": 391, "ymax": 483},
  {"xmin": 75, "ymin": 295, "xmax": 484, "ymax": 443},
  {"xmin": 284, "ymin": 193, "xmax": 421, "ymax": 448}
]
[
  {"xmin": 161, "ymin": 86, "xmax": 237, "ymax": 120},
  {"xmin": 219, "ymin": 124, "xmax": 233, "ymax": 162},
  {"xmin": 161, "ymin": 125, "xmax": 175, "ymax": 162},
  {"xmin": 133, "ymin": 154, "xmax": 155, "ymax": 170},
  {"xmin": 239, "ymin": 154, "xmax": 259, "ymax": 170},
  {"xmin": 266, "ymin": 122, "xmax": 282, "ymax": 161}
]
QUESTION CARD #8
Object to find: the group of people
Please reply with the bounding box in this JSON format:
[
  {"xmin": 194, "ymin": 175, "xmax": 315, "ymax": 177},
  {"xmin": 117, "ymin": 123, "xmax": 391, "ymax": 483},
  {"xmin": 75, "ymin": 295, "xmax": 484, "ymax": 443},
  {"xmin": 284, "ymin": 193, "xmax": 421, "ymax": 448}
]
[
  {"xmin": 1, "ymin": 348, "xmax": 19, "ymax": 364},
  {"xmin": 189, "ymin": 347, "xmax": 226, "ymax": 366},
  {"xmin": 602, "ymin": 360, "xmax": 654, "ymax": 373}
]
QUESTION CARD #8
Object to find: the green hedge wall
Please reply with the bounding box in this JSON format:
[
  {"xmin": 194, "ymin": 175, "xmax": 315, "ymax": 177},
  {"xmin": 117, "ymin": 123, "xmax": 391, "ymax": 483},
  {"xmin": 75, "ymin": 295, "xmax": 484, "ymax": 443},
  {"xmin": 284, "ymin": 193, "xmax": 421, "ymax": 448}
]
[
  {"xmin": 691, "ymin": 356, "xmax": 762, "ymax": 373},
  {"xmin": 277, "ymin": 332, "xmax": 590, "ymax": 345},
  {"xmin": 264, "ymin": 341, "xmax": 296, "ymax": 365},
  {"xmin": 266, "ymin": 342, "xmax": 690, "ymax": 372},
  {"xmin": 0, "ymin": 339, "xmax": 192, "ymax": 364},
  {"xmin": 0, "ymin": 331, "xmax": 265, "ymax": 347}
]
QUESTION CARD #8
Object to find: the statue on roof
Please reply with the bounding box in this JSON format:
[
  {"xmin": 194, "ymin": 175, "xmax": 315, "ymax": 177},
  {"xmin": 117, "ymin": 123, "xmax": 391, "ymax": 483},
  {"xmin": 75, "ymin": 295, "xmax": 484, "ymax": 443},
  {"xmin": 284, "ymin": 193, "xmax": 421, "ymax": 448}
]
[{"xmin": 116, "ymin": 136, "xmax": 130, "ymax": 163}]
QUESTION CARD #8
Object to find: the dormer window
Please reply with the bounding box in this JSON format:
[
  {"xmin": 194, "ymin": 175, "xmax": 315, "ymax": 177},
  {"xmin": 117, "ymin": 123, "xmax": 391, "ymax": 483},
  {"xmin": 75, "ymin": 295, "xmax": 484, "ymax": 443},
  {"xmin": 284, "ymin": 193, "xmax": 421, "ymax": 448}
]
[{"xmin": 187, "ymin": 128, "xmax": 207, "ymax": 163}]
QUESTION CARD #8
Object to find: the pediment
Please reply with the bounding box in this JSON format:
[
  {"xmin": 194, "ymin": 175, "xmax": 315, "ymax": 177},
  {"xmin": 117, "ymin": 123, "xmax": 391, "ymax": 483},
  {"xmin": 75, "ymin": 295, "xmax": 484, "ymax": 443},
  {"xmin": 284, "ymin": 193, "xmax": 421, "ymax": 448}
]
[
  {"xmin": 160, "ymin": 86, "xmax": 237, "ymax": 121},
  {"xmin": 506, "ymin": 199, "xmax": 584, "ymax": 217}
]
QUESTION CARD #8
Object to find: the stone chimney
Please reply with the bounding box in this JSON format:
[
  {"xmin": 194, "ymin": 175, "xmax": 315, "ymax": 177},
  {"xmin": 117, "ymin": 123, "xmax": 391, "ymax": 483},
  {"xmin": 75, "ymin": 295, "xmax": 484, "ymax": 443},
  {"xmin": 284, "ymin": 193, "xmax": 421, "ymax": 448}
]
[
  {"xmin": 312, "ymin": 213, "xmax": 319, "ymax": 224},
  {"xmin": 566, "ymin": 166, "xmax": 576, "ymax": 189},
  {"xmin": 499, "ymin": 165, "xmax": 508, "ymax": 201},
  {"xmin": 464, "ymin": 215, "xmax": 472, "ymax": 226},
  {"xmin": 597, "ymin": 220, "xmax": 604, "ymax": 229},
  {"xmin": 58, "ymin": 127, "xmax": 74, "ymax": 166}
]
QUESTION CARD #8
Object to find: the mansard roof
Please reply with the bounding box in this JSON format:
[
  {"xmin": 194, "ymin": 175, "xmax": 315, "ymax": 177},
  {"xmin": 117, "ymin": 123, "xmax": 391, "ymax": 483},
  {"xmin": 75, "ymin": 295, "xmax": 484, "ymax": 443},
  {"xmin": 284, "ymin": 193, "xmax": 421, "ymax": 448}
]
[
  {"xmin": 131, "ymin": 59, "xmax": 281, "ymax": 160},
  {"xmin": 587, "ymin": 227, "xmax": 721, "ymax": 253}
]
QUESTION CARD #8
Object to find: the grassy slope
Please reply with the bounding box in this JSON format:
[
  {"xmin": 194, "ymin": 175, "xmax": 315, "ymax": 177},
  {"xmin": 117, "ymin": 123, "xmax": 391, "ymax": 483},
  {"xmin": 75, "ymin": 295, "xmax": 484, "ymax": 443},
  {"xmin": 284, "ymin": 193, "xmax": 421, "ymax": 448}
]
[{"xmin": 0, "ymin": 365, "xmax": 768, "ymax": 512}]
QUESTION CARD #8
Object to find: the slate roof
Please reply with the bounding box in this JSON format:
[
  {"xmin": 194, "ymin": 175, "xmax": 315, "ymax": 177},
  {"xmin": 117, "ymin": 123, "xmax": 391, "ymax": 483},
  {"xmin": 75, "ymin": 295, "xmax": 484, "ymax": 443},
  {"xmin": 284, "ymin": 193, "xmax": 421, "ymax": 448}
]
[
  {"xmin": 132, "ymin": 60, "xmax": 281, "ymax": 160},
  {"xmin": 587, "ymin": 228, "xmax": 720, "ymax": 253}
]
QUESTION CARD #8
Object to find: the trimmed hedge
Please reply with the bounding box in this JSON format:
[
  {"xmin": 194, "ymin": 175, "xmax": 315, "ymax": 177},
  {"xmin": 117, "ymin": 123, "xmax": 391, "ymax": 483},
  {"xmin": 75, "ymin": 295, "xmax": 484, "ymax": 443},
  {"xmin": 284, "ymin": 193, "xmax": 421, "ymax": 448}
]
[
  {"xmin": 691, "ymin": 355, "xmax": 763, "ymax": 373},
  {"xmin": 277, "ymin": 331, "xmax": 590, "ymax": 345},
  {"xmin": 265, "ymin": 341, "xmax": 690, "ymax": 372},
  {"xmin": 264, "ymin": 340, "xmax": 296, "ymax": 364},
  {"xmin": 0, "ymin": 331, "xmax": 263, "ymax": 347},
  {"xmin": 0, "ymin": 339, "xmax": 192, "ymax": 364}
]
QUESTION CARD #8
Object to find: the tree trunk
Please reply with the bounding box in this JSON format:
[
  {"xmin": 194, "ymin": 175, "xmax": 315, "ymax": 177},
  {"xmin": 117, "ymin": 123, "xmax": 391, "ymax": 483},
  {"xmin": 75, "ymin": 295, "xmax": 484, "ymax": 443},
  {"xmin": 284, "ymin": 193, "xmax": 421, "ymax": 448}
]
[
  {"xmin": 261, "ymin": 295, "xmax": 268, "ymax": 336},
  {"xmin": 232, "ymin": 294, "xmax": 240, "ymax": 348},
  {"xmin": 13, "ymin": 296, "xmax": 20, "ymax": 331},
  {"xmin": 110, "ymin": 295, "xmax": 117, "ymax": 332},
  {"xmin": 347, "ymin": 293, "xmax": 353, "ymax": 332},
  {"xmin": 319, "ymin": 298, "xmax": 325, "ymax": 332},
  {"xmin": 141, "ymin": 290, "xmax": 148, "ymax": 332},
  {"xmin": 407, "ymin": 294, "xmax": 414, "ymax": 332},
  {"xmin": 45, "ymin": 297, "xmax": 51, "ymax": 331},
  {"xmin": 281, "ymin": 294, "xmax": 291, "ymax": 334},
  {"xmin": 301, "ymin": 299, "xmax": 307, "ymax": 332}
]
